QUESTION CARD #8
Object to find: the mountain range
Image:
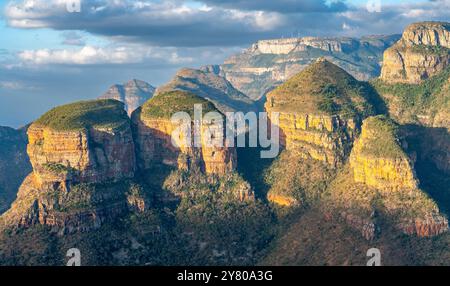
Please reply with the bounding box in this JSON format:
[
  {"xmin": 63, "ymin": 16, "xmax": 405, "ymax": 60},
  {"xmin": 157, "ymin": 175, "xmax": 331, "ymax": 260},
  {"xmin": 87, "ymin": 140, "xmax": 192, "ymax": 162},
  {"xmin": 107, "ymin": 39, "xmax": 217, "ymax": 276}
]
[{"xmin": 0, "ymin": 21, "xmax": 449, "ymax": 266}]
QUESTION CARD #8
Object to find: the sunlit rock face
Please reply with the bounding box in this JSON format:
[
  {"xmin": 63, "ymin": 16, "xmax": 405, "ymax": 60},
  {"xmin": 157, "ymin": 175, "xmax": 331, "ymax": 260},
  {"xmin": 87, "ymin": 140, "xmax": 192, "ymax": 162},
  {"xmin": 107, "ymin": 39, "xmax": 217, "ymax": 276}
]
[
  {"xmin": 213, "ymin": 35, "xmax": 399, "ymax": 100},
  {"xmin": 1, "ymin": 100, "xmax": 137, "ymax": 233},
  {"xmin": 323, "ymin": 116, "xmax": 448, "ymax": 239},
  {"xmin": 132, "ymin": 90, "xmax": 236, "ymax": 175},
  {"xmin": 265, "ymin": 59, "xmax": 376, "ymax": 169},
  {"xmin": 381, "ymin": 22, "xmax": 450, "ymax": 84}
]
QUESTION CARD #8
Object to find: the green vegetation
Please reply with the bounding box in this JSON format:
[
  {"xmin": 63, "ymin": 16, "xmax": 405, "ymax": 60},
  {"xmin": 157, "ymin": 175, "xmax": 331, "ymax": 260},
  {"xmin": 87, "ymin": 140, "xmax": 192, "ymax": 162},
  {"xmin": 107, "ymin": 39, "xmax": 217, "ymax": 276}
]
[
  {"xmin": 371, "ymin": 66, "xmax": 450, "ymax": 123},
  {"xmin": 359, "ymin": 115, "xmax": 405, "ymax": 158},
  {"xmin": 140, "ymin": 90, "xmax": 218, "ymax": 119},
  {"xmin": 268, "ymin": 59, "xmax": 379, "ymax": 119},
  {"xmin": 411, "ymin": 44, "xmax": 450, "ymax": 56},
  {"xmin": 42, "ymin": 162, "xmax": 75, "ymax": 175},
  {"xmin": 34, "ymin": 99, "xmax": 129, "ymax": 131},
  {"xmin": 264, "ymin": 150, "xmax": 335, "ymax": 208}
]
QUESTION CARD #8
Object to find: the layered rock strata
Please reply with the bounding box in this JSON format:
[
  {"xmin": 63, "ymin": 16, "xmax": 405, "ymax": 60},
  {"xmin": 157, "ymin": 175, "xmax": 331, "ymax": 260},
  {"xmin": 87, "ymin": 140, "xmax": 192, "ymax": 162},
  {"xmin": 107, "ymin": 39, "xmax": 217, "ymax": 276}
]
[{"xmin": 380, "ymin": 22, "xmax": 450, "ymax": 84}]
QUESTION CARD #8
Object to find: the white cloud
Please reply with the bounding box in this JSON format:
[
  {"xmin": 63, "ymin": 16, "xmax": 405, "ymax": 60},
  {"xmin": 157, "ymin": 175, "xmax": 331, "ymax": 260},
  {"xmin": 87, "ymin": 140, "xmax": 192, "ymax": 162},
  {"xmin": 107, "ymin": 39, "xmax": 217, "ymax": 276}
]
[
  {"xmin": 0, "ymin": 80, "xmax": 38, "ymax": 90},
  {"xmin": 16, "ymin": 45, "xmax": 194, "ymax": 65}
]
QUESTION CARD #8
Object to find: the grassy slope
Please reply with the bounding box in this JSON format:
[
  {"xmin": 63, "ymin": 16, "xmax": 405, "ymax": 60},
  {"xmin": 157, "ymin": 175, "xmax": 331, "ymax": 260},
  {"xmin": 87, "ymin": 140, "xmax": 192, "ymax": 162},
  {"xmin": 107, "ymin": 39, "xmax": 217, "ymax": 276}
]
[
  {"xmin": 267, "ymin": 59, "xmax": 378, "ymax": 118},
  {"xmin": 34, "ymin": 99, "xmax": 129, "ymax": 131},
  {"xmin": 371, "ymin": 66, "xmax": 450, "ymax": 124},
  {"xmin": 359, "ymin": 115, "xmax": 405, "ymax": 159},
  {"xmin": 140, "ymin": 90, "xmax": 218, "ymax": 119}
]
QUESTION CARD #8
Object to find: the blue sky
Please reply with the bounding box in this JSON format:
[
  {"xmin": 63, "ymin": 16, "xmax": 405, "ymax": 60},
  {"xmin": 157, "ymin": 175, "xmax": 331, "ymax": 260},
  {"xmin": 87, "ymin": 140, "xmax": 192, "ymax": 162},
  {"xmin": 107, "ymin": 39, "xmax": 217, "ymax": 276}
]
[{"xmin": 0, "ymin": 0, "xmax": 448, "ymax": 127}]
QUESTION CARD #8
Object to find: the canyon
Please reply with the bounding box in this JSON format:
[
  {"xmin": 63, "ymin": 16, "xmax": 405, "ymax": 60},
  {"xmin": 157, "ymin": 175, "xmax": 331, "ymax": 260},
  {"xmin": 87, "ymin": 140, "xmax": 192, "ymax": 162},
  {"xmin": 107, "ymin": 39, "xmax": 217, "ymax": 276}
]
[{"xmin": 0, "ymin": 21, "xmax": 449, "ymax": 266}]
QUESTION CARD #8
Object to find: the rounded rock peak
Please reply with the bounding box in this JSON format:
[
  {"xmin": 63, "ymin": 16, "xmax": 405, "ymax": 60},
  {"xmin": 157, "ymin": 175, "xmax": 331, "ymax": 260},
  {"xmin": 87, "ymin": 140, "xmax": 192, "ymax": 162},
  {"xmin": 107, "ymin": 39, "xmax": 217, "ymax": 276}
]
[
  {"xmin": 136, "ymin": 90, "xmax": 219, "ymax": 120},
  {"xmin": 266, "ymin": 59, "xmax": 376, "ymax": 118},
  {"xmin": 33, "ymin": 99, "xmax": 129, "ymax": 132}
]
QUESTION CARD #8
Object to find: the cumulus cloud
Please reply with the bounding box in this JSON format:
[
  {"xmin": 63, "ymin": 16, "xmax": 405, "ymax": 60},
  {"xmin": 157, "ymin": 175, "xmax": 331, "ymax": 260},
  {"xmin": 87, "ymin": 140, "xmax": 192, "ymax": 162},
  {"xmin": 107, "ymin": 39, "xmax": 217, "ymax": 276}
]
[
  {"xmin": 4, "ymin": 0, "xmax": 288, "ymax": 46},
  {"xmin": 199, "ymin": 0, "xmax": 348, "ymax": 13},
  {"xmin": 4, "ymin": 0, "xmax": 450, "ymax": 47},
  {"xmin": 17, "ymin": 45, "xmax": 194, "ymax": 65}
]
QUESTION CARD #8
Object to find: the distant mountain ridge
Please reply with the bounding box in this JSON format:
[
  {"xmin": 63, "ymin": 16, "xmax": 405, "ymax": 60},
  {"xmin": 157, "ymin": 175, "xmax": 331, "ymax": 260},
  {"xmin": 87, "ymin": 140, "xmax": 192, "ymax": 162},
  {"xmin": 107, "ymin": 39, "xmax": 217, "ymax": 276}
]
[
  {"xmin": 99, "ymin": 79, "xmax": 155, "ymax": 115},
  {"xmin": 208, "ymin": 34, "xmax": 400, "ymax": 100},
  {"xmin": 155, "ymin": 68, "xmax": 257, "ymax": 113}
]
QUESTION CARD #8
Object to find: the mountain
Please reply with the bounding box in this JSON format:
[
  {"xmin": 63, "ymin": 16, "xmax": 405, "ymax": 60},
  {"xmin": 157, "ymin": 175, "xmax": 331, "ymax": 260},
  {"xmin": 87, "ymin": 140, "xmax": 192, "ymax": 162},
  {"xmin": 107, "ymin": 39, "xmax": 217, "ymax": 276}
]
[
  {"xmin": 0, "ymin": 95, "xmax": 264, "ymax": 265},
  {"xmin": 380, "ymin": 22, "xmax": 450, "ymax": 84},
  {"xmin": 1, "ymin": 100, "xmax": 137, "ymax": 233},
  {"xmin": 0, "ymin": 126, "xmax": 31, "ymax": 213},
  {"xmin": 131, "ymin": 90, "xmax": 240, "ymax": 177},
  {"xmin": 99, "ymin": 79, "xmax": 155, "ymax": 116},
  {"xmin": 154, "ymin": 68, "xmax": 257, "ymax": 113},
  {"xmin": 211, "ymin": 35, "xmax": 400, "ymax": 100},
  {"xmin": 1, "ymin": 21, "xmax": 450, "ymax": 266},
  {"xmin": 372, "ymin": 21, "xmax": 450, "ymax": 175}
]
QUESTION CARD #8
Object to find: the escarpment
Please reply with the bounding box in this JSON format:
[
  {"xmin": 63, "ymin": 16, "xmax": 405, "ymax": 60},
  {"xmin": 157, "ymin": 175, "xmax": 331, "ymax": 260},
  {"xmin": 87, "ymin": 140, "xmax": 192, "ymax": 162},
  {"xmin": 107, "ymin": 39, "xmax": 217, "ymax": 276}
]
[
  {"xmin": 132, "ymin": 90, "xmax": 237, "ymax": 175},
  {"xmin": 217, "ymin": 35, "xmax": 398, "ymax": 99},
  {"xmin": 380, "ymin": 22, "xmax": 450, "ymax": 84},
  {"xmin": 1, "ymin": 100, "xmax": 139, "ymax": 233},
  {"xmin": 323, "ymin": 116, "xmax": 448, "ymax": 239}
]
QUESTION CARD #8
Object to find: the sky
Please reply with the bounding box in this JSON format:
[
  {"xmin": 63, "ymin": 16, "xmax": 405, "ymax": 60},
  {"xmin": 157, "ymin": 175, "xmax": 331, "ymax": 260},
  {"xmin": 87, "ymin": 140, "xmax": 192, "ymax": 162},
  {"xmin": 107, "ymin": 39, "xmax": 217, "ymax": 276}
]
[{"xmin": 0, "ymin": 0, "xmax": 449, "ymax": 127}]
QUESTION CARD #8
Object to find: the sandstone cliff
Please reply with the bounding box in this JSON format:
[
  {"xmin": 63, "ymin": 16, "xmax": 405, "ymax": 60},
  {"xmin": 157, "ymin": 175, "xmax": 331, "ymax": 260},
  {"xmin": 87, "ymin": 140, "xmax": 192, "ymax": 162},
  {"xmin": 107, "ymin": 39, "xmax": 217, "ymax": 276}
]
[
  {"xmin": 155, "ymin": 68, "xmax": 256, "ymax": 113},
  {"xmin": 132, "ymin": 91, "xmax": 237, "ymax": 175},
  {"xmin": 216, "ymin": 35, "xmax": 399, "ymax": 99},
  {"xmin": 99, "ymin": 79, "xmax": 155, "ymax": 116},
  {"xmin": 380, "ymin": 22, "xmax": 450, "ymax": 84},
  {"xmin": 265, "ymin": 59, "xmax": 377, "ymax": 168},
  {"xmin": 323, "ymin": 116, "xmax": 448, "ymax": 239},
  {"xmin": 263, "ymin": 59, "xmax": 379, "ymax": 206},
  {"xmin": 1, "ymin": 100, "xmax": 138, "ymax": 233}
]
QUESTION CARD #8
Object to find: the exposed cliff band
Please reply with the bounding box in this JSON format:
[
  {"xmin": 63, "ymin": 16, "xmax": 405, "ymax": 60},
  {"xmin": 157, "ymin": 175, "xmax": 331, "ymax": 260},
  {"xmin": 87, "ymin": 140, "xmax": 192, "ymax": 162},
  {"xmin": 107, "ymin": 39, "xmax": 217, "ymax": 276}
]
[
  {"xmin": 380, "ymin": 22, "xmax": 450, "ymax": 84},
  {"xmin": 324, "ymin": 116, "xmax": 448, "ymax": 239},
  {"xmin": 1, "ymin": 100, "xmax": 137, "ymax": 233},
  {"xmin": 132, "ymin": 91, "xmax": 237, "ymax": 175}
]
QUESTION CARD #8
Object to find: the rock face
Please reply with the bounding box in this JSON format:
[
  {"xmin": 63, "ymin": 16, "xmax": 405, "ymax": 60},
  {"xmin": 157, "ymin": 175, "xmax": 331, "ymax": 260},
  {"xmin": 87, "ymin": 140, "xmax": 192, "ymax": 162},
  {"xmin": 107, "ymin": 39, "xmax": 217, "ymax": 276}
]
[
  {"xmin": 99, "ymin": 79, "xmax": 155, "ymax": 116},
  {"xmin": 380, "ymin": 22, "xmax": 450, "ymax": 84},
  {"xmin": 265, "ymin": 59, "xmax": 376, "ymax": 168},
  {"xmin": 0, "ymin": 126, "xmax": 31, "ymax": 213},
  {"xmin": 216, "ymin": 35, "xmax": 399, "ymax": 99},
  {"xmin": 132, "ymin": 91, "xmax": 237, "ymax": 175},
  {"xmin": 324, "ymin": 116, "xmax": 448, "ymax": 239},
  {"xmin": 155, "ymin": 68, "xmax": 256, "ymax": 113},
  {"xmin": 349, "ymin": 120, "xmax": 418, "ymax": 191},
  {"xmin": 1, "ymin": 100, "xmax": 137, "ymax": 233}
]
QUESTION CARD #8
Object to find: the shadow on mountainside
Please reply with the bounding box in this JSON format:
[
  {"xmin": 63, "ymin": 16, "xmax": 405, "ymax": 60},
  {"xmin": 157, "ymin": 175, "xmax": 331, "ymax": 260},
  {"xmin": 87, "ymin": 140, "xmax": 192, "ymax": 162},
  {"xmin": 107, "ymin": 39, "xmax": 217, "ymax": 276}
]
[{"xmin": 402, "ymin": 124, "xmax": 450, "ymax": 216}]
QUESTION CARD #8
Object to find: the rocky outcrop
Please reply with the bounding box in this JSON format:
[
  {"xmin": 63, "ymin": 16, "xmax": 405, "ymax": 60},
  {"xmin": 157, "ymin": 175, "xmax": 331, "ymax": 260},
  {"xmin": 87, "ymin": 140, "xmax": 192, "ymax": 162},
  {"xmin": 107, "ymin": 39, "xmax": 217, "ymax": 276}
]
[
  {"xmin": 99, "ymin": 79, "xmax": 155, "ymax": 116},
  {"xmin": 349, "ymin": 120, "xmax": 418, "ymax": 191},
  {"xmin": 380, "ymin": 22, "xmax": 450, "ymax": 84},
  {"xmin": 155, "ymin": 68, "xmax": 256, "ymax": 113},
  {"xmin": 1, "ymin": 174, "xmax": 130, "ymax": 234},
  {"xmin": 217, "ymin": 35, "xmax": 399, "ymax": 99},
  {"xmin": 265, "ymin": 59, "xmax": 376, "ymax": 169},
  {"xmin": 132, "ymin": 91, "xmax": 237, "ymax": 175},
  {"xmin": 252, "ymin": 37, "xmax": 359, "ymax": 54},
  {"xmin": 1, "ymin": 100, "xmax": 137, "ymax": 233},
  {"xmin": 324, "ymin": 116, "xmax": 448, "ymax": 239},
  {"xmin": 27, "ymin": 124, "xmax": 135, "ymax": 186},
  {"xmin": 274, "ymin": 113, "xmax": 357, "ymax": 167}
]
